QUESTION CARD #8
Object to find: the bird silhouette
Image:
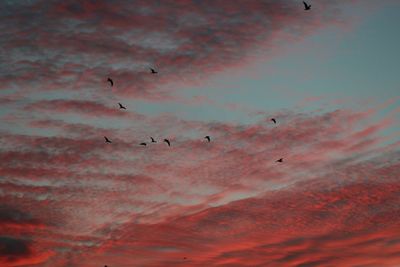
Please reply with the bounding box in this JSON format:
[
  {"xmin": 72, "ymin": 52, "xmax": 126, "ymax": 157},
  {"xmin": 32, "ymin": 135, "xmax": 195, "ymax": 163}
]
[
  {"xmin": 204, "ymin": 136, "xmax": 211, "ymax": 142},
  {"xmin": 150, "ymin": 137, "xmax": 156, "ymax": 143},
  {"xmin": 118, "ymin": 103, "xmax": 126, "ymax": 109},
  {"xmin": 164, "ymin": 139, "xmax": 170, "ymax": 146},
  {"xmin": 276, "ymin": 158, "xmax": 283, "ymax": 163},
  {"xmin": 140, "ymin": 142, "xmax": 147, "ymax": 146},
  {"xmin": 271, "ymin": 118, "xmax": 277, "ymax": 124},
  {"xmin": 107, "ymin": 77, "xmax": 114, "ymax": 86},
  {"xmin": 150, "ymin": 68, "xmax": 158, "ymax": 74},
  {"xmin": 303, "ymin": 1, "xmax": 311, "ymax": 10},
  {"xmin": 104, "ymin": 136, "xmax": 112, "ymax": 143}
]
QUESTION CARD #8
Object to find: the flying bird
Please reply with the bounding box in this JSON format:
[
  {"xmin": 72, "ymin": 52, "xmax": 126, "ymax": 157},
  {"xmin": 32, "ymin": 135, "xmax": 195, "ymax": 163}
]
[
  {"xmin": 271, "ymin": 118, "xmax": 277, "ymax": 124},
  {"xmin": 204, "ymin": 136, "xmax": 211, "ymax": 142},
  {"xmin": 104, "ymin": 136, "xmax": 112, "ymax": 143},
  {"xmin": 150, "ymin": 137, "xmax": 156, "ymax": 143},
  {"xmin": 303, "ymin": 1, "xmax": 311, "ymax": 10},
  {"xmin": 140, "ymin": 142, "xmax": 147, "ymax": 146},
  {"xmin": 107, "ymin": 77, "xmax": 114, "ymax": 86},
  {"xmin": 150, "ymin": 68, "xmax": 158, "ymax": 74},
  {"xmin": 118, "ymin": 103, "xmax": 126, "ymax": 109},
  {"xmin": 276, "ymin": 158, "xmax": 283, "ymax": 163},
  {"xmin": 164, "ymin": 139, "xmax": 171, "ymax": 146}
]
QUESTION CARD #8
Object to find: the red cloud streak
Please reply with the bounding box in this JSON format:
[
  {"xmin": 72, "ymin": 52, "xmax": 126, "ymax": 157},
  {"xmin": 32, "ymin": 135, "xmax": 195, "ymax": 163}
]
[
  {"xmin": 0, "ymin": 1, "xmax": 399, "ymax": 266},
  {"xmin": 1, "ymin": 106, "xmax": 399, "ymax": 266}
]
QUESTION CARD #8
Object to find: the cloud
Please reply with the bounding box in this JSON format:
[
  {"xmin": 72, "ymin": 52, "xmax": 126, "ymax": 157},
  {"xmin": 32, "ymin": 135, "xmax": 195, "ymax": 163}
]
[
  {"xmin": 1, "ymin": 105, "xmax": 399, "ymax": 265},
  {"xmin": 0, "ymin": 237, "xmax": 54, "ymax": 267},
  {"xmin": 25, "ymin": 99, "xmax": 142, "ymax": 118},
  {"xmin": 68, "ymin": 161, "xmax": 400, "ymax": 266},
  {"xmin": 0, "ymin": 207, "xmax": 53, "ymax": 266},
  {"xmin": 0, "ymin": 206, "xmax": 34, "ymax": 224},
  {"xmin": 0, "ymin": 237, "xmax": 31, "ymax": 261},
  {"xmin": 0, "ymin": 1, "xmax": 398, "ymax": 266},
  {"xmin": 0, "ymin": 0, "xmax": 345, "ymax": 101}
]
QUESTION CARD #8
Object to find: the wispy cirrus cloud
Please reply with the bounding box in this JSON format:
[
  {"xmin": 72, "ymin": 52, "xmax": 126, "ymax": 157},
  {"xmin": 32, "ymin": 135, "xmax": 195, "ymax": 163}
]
[
  {"xmin": 0, "ymin": 0, "xmax": 399, "ymax": 266},
  {"xmin": 24, "ymin": 99, "xmax": 140, "ymax": 118},
  {"xmin": 1, "ymin": 105, "xmax": 399, "ymax": 265},
  {"xmin": 67, "ymin": 161, "xmax": 400, "ymax": 267},
  {"xmin": 1, "ymin": 0, "xmax": 345, "ymax": 100}
]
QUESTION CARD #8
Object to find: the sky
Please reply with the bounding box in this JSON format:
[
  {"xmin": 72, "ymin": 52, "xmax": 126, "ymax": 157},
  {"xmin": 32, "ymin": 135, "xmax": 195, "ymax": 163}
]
[{"xmin": 0, "ymin": 1, "xmax": 399, "ymax": 266}]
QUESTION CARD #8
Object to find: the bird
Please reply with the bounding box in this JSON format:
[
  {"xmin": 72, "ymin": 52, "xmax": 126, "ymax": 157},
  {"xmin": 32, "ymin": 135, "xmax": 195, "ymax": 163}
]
[
  {"xmin": 303, "ymin": 1, "xmax": 311, "ymax": 10},
  {"xmin": 271, "ymin": 118, "xmax": 277, "ymax": 124},
  {"xmin": 107, "ymin": 77, "xmax": 114, "ymax": 86},
  {"xmin": 104, "ymin": 136, "xmax": 112, "ymax": 143},
  {"xmin": 150, "ymin": 68, "xmax": 158, "ymax": 74},
  {"xmin": 276, "ymin": 158, "xmax": 283, "ymax": 163},
  {"xmin": 164, "ymin": 139, "xmax": 170, "ymax": 146},
  {"xmin": 118, "ymin": 103, "xmax": 126, "ymax": 109},
  {"xmin": 204, "ymin": 136, "xmax": 211, "ymax": 142},
  {"xmin": 183, "ymin": 257, "xmax": 187, "ymax": 260},
  {"xmin": 150, "ymin": 137, "xmax": 156, "ymax": 143},
  {"xmin": 140, "ymin": 142, "xmax": 147, "ymax": 146}
]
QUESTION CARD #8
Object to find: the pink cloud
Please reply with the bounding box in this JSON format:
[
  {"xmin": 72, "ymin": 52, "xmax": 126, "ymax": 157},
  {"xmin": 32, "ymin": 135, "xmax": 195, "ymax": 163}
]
[
  {"xmin": 1, "ymin": 0, "xmax": 348, "ymax": 101},
  {"xmin": 0, "ymin": 1, "xmax": 398, "ymax": 266},
  {"xmin": 1, "ymin": 105, "xmax": 399, "ymax": 265},
  {"xmin": 25, "ymin": 99, "xmax": 144, "ymax": 119},
  {"xmin": 70, "ymin": 167, "xmax": 400, "ymax": 266}
]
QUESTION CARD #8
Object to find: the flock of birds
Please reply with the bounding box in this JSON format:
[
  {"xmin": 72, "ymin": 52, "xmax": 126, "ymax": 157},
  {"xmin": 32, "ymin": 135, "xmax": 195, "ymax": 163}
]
[
  {"xmin": 103, "ymin": 70, "xmax": 282, "ymax": 162},
  {"xmin": 104, "ymin": 69, "xmax": 214, "ymax": 147},
  {"xmin": 98, "ymin": 2, "xmax": 315, "ymax": 266},
  {"xmin": 101, "ymin": 1, "xmax": 315, "ymax": 165}
]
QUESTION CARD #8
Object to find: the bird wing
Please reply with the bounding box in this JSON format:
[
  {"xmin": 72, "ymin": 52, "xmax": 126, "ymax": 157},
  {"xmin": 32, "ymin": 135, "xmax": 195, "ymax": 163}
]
[{"xmin": 303, "ymin": 1, "xmax": 307, "ymax": 8}]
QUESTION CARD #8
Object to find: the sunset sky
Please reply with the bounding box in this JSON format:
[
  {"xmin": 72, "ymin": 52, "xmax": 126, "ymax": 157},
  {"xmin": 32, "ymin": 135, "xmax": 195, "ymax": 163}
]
[{"xmin": 1, "ymin": 1, "xmax": 400, "ymax": 266}]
